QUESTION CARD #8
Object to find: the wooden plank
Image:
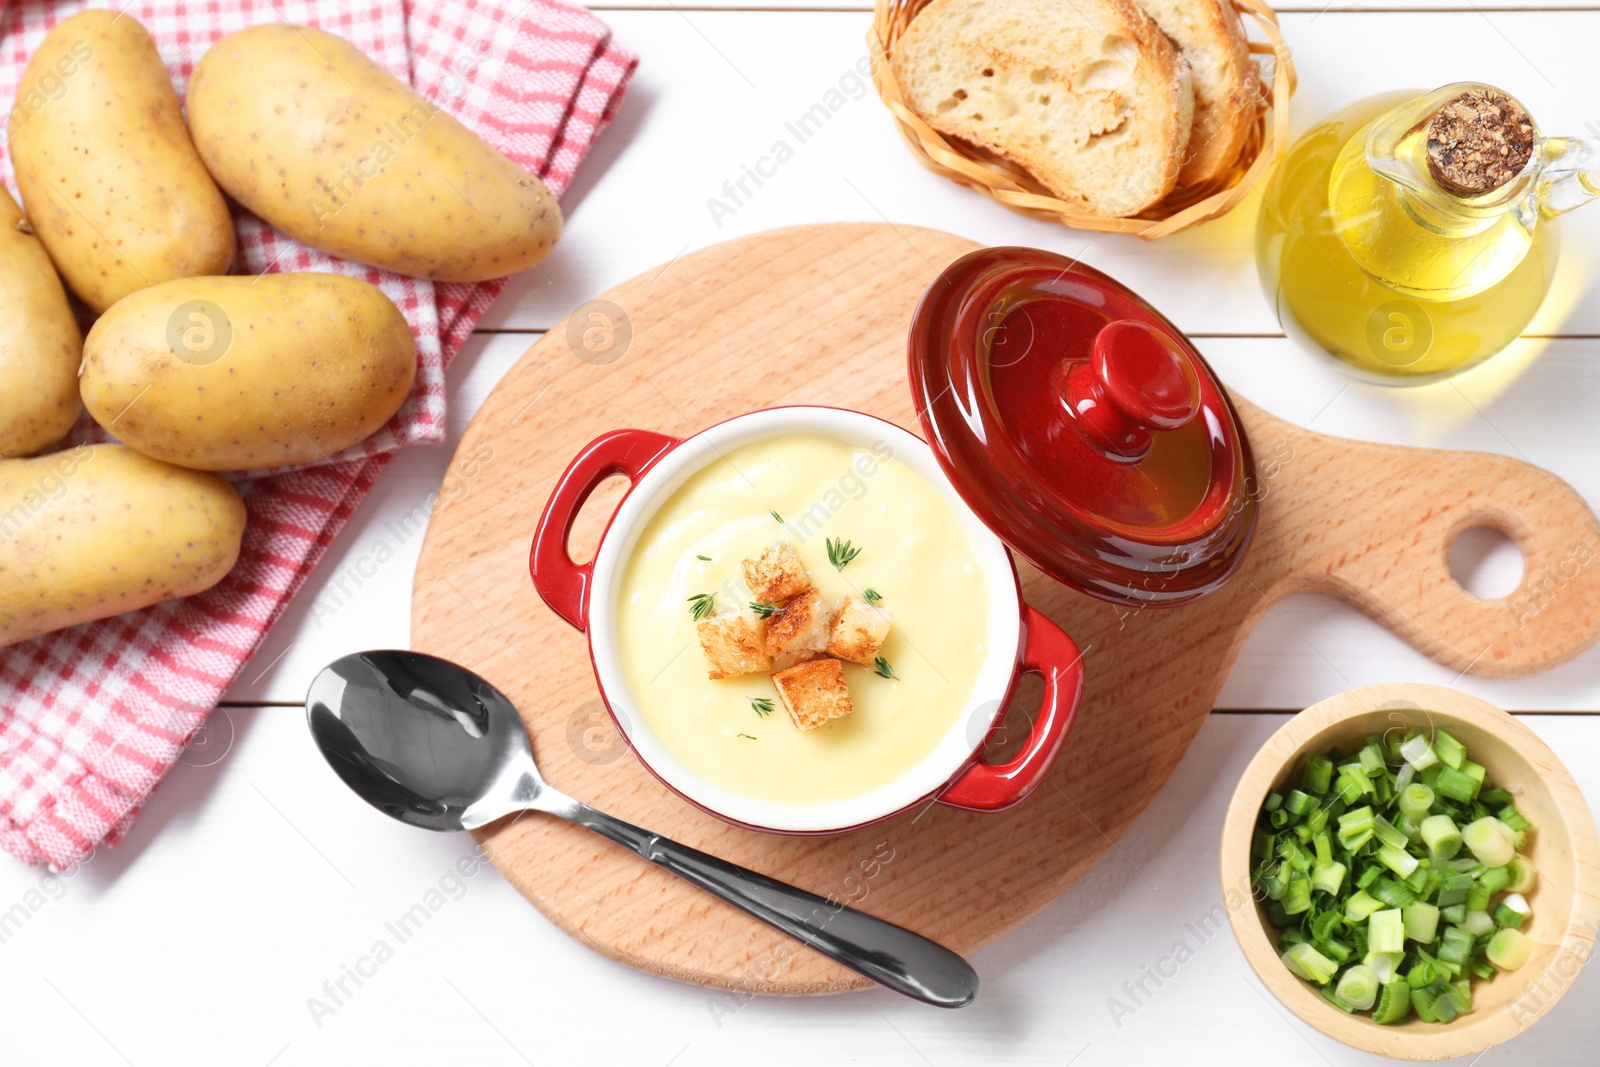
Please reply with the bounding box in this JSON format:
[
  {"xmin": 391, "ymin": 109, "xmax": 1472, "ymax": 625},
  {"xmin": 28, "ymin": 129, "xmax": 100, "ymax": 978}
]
[{"xmin": 481, "ymin": 10, "xmax": 1600, "ymax": 334}]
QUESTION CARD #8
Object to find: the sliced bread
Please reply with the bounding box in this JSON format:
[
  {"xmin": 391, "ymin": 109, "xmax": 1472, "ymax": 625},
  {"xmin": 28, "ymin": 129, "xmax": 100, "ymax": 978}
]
[
  {"xmin": 892, "ymin": 0, "xmax": 1194, "ymax": 216},
  {"xmin": 1133, "ymin": 0, "xmax": 1256, "ymax": 185}
]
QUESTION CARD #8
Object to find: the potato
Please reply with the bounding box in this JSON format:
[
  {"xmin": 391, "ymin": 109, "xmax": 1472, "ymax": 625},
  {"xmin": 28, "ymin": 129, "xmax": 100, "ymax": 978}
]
[
  {"xmin": 0, "ymin": 445, "xmax": 245, "ymax": 649},
  {"xmin": 0, "ymin": 186, "xmax": 82, "ymax": 456},
  {"xmin": 9, "ymin": 11, "xmax": 235, "ymax": 314},
  {"xmin": 187, "ymin": 24, "xmax": 561, "ymax": 282},
  {"xmin": 80, "ymin": 273, "xmax": 417, "ymax": 471}
]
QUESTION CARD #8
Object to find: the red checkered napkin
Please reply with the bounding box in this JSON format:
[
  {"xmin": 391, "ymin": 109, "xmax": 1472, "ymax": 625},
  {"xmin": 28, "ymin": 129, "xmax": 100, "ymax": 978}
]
[{"xmin": 0, "ymin": 0, "xmax": 635, "ymax": 868}]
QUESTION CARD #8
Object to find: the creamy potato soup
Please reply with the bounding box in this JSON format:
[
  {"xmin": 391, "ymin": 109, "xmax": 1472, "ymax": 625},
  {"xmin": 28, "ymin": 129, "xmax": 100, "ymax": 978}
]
[{"xmin": 615, "ymin": 434, "xmax": 990, "ymax": 805}]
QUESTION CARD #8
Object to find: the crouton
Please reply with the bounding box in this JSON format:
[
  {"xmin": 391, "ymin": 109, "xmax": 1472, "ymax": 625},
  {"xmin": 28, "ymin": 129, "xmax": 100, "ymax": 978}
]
[
  {"xmin": 696, "ymin": 609, "xmax": 771, "ymax": 680},
  {"xmin": 765, "ymin": 589, "xmax": 833, "ymax": 670},
  {"xmin": 826, "ymin": 594, "xmax": 892, "ymax": 666},
  {"xmin": 772, "ymin": 658, "xmax": 854, "ymax": 731},
  {"xmin": 742, "ymin": 541, "xmax": 811, "ymax": 606}
]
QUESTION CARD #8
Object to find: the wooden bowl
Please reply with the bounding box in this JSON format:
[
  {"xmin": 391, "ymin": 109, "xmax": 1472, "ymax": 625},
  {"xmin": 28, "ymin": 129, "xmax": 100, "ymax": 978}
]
[{"xmin": 1220, "ymin": 683, "xmax": 1600, "ymax": 1060}]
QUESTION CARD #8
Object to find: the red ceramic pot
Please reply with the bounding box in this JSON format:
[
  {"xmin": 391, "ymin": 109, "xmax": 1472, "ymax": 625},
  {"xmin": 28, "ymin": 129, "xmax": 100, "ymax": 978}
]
[{"xmin": 531, "ymin": 406, "xmax": 1084, "ymax": 834}]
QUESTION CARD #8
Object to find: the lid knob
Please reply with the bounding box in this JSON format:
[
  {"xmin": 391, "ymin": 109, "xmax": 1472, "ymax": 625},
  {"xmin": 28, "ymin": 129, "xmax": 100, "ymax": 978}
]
[{"xmin": 1063, "ymin": 319, "xmax": 1201, "ymax": 460}]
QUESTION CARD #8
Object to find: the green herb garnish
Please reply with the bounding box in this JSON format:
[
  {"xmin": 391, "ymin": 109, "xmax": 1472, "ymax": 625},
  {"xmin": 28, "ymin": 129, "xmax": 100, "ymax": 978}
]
[
  {"xmin": 687, "ymin": 592, "xmax": 717, "ymax": 621},
  {"xmin": 872, "ymin": 655, "xmax": 896, "ymax": 680},
  {"xmin": 748, "ymin": 697, "xmax": 775, "ymax": 717},
  {"xmin": 769, "ymin": 510, "xmax": 783, "ymax": 524},
  {"xmin": 737, "ymin": 733, "xmax": 757, "ymax": 741},
  {"xmin": 697, "ymin": 554, "xmax": 712, "ymax": 561},
  {"xmin": 863, "ymin": 588, "xmax": 883, "ymax": 605},
  {"xmin": 749, "ymin": 601, "xmax": 777, "ymax": 619},
  {"xmin": 826, "ymin": 537, "xmax": 862, "ymax": 570}
]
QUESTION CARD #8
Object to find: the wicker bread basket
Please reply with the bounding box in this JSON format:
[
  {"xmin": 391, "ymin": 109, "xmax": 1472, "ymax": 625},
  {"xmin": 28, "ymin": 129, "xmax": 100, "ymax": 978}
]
[{"xmin": 868, "ymin": 0, "xmax": 1296, "ymax": 239}]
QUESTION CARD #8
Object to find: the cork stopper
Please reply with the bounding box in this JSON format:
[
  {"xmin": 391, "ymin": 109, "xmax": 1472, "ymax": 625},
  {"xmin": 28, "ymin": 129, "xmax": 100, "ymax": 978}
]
[{"xmin": 1425, "ymin": 88, "xmax": 1535, "ymax": 198}]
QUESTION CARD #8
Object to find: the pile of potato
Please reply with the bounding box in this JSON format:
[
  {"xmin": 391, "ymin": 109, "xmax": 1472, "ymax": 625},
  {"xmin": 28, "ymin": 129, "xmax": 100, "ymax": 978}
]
[{"xmin": 0, "ymin": 10, "xmax": 563, "ymax": 649}]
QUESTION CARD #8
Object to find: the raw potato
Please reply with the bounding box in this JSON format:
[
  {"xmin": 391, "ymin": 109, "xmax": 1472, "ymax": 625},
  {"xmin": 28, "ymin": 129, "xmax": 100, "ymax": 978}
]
[
  {"xmin": 0, "ymin": 186, "xmax": 82, "ymax": 456},
  {"xmin": 0, "ymin": 445, "xmax": 246, "ymax": 649},
  {"xmin": 80, "ymin": 274, "xmax": 417, "ymax": 472},
  {"xmin": 9, "ymin": 11, "xmax": 235, "ymax": 313},
  {"xmin": 187, "ymin": 24, "xmax": 562, "ymax": 282}
]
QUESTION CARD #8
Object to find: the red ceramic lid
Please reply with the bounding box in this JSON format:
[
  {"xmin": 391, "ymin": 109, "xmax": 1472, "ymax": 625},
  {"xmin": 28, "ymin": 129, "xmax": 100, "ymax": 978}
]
[{"xmin": 908, "ymin": 246, "xmax": 1257, "ymax": 607}]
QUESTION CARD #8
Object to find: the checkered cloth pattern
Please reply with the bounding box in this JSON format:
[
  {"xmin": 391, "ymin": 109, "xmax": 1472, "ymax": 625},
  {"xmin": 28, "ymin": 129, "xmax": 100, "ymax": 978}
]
[{"xmin": 0, "ymin": 0, "xmax": 634, "ymax": 868}]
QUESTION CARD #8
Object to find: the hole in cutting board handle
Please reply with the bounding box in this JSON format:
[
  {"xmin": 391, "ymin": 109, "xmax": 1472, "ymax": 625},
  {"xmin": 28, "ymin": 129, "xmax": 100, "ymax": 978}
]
[
  {"xmin": 566, "ymin": 474, "xmax": 631, "ymax": 566},
  {"xmin": 1449, "ymin": 525, "xmax": 1525, "ymax": 600}
]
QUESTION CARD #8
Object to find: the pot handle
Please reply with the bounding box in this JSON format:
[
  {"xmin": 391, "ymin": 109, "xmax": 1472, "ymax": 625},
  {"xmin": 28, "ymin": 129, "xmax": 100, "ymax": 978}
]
[
  {"xmin": 531, "ymin": 428, "xmax": 681, "ymax": 631},
  {"xmin": 937, "ymin": 606, "xmax": 1085, "ymax": 812}
]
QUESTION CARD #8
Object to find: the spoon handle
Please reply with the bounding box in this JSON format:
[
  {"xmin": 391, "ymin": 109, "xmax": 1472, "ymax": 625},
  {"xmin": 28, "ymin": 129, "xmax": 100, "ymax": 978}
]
[{"xmin": 556, "ymin": 799, "xmax": 978, "ymax": 1007}]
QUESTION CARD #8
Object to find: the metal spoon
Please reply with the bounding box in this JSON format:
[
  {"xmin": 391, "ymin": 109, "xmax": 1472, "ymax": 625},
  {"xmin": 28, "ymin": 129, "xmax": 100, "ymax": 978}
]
[{"xmin": 305, "ymin": 649, "xmax": 978, "ymax": 1008}]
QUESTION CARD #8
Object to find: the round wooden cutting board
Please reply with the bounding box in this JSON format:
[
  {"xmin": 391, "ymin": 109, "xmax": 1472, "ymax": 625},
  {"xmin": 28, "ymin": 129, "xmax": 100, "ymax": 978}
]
[{"xmin": 411, "ymin": 223, "xmax": 1600, "ymax": 995}]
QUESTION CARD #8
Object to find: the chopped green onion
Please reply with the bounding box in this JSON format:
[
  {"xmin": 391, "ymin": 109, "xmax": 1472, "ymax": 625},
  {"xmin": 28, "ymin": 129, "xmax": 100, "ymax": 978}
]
[
  {"xmin": 1437, "ymin": 926, "xmax": 1475, "ymax": 966},
  {"xmin": 1339, "ymin": 806, "xmax": 1375, "ymax": 834},
  {"xmin": 1398, "ymin": 783, "xmax": 1435, "ymax": 820},
  {"xmin": 1494, "ymin": 893, "xmax": 1530, "ymax": 929},
  {"xmin": 1486, "ymin": 928, "xmax": 1534, "ymax": 971},
  {"xmin": 1506, "ymin": 854, "xmax": 1538, "ymax": 894},
  {"xmin": 1345, "ymin": 890, "xmax": 1385, "ymax": 922},
  {"xmin": 1400, "ymin": 733, "xmax": 1439, "ymax": 771},
  {"xmin": 1403, "ymin": 903, "xmax": 1440, "ymax": 944},
  {"xmin": 1359, "ymin": 742, "xmax": 1387, "ymax": 778},
  {"xmin": 1433, "ymin": 729, "xmax": 1466, "ymax": 769},
  {"xmin": 1371, "ymin": 876, "xmax": 1420, "ymax": 909},
  {"xmin": 1434, "ymin": 765, "xmax": 1481, "ymax": 803},
  {"xmin": 1477, "ymin": 865, "xmax": 1512, "ymax": 894},
  {"xmin": 1377, "ymin": 844, "xmax": 1419, "ymax": 879},
  {"xmin": 1320, "ymin": 936, "xmax": 1353, "ymax": 963},
  {"xmin": 1373, "ymin": 979, "xmax": 1412, "ymax": 1024},
  {"xmin": 1365, "ymin": 950, "xmax": 1404, "ymax": 984},
  {"xmin": 1282, "ymin": 943, "xmax": 1340, "ymax": 985},
  {"xmin": 1419, "ymin": 814, "xmax": 1462, "ymax": 861},
  {"xmin": 1301, "ymin": 753, "xmax": 1334, "ymax": 795},
  {"xmin": 1335, "ymin": 964, "xmax": 1381, "ymax": 1011},
  {"xmin": 1312, "ymin": 862, "xmax": 1348, "ymax": 896},
  {"xmin": 1372, "ymin": 815, "xmax": 1409, "ymax": 850},
  {"xmin": 1255, "ymin": 725, "xmax": 1537, "ymax": 1027},
  {"xmin": 1462, "ymin": 817, "xmax": 1515, "ymax": 868},
  {"xmin": 1285, "ymin": 789, "xmax": 1316, "ymax": 816},
  {"xmin": 1369, "ymin": 908, "xmax": 1405, "ymax": 954}
]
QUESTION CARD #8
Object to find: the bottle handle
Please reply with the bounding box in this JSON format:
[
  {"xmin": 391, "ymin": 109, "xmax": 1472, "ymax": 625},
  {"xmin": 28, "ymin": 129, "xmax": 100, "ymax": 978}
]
[{"xmin": 1538, "ymin": 135, "xmax": 1600, "ymax": 218}]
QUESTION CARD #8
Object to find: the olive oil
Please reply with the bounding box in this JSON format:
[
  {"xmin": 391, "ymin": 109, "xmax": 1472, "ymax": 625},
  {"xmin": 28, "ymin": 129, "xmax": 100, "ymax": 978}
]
[{"xmin": 1257, "ymin": 91, "xmax": 1561, "ymax": 382}]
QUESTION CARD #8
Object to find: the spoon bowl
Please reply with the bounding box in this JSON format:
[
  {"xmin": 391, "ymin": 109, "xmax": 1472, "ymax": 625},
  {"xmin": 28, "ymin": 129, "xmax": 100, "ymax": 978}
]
[
  {"xmin": 307, "ymin": 650, "xmax": 540, "ymax": 832},
  {"xmin": 306, "ymin": 649, "xmax": 980, "ymax": 1008}
]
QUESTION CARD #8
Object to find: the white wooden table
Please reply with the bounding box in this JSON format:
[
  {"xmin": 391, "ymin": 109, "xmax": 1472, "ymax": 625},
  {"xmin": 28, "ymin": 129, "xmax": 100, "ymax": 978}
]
[{"xmin": 4, "ymin": 5, "xmax": 1599, "ymax": 1063}]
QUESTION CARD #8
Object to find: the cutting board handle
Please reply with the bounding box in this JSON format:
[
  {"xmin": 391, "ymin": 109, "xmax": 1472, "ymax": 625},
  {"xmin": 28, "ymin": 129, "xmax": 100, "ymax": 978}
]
[{"xmin": 1245, "ymin": 398, "xmax": 1600, "ymax": 678}]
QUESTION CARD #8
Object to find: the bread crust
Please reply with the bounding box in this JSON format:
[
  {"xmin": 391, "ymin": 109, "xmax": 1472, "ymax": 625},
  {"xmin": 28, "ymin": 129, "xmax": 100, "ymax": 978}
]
[
  {"xmin": 893, "ymin": 0, "xmax": 1196, "ymax": 216},
  {"xmin": 1134, "ymin": 0, "xmax": 1256, "ymax": 185}
]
